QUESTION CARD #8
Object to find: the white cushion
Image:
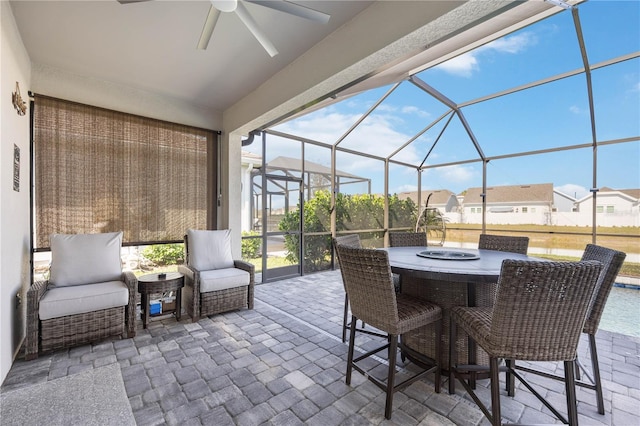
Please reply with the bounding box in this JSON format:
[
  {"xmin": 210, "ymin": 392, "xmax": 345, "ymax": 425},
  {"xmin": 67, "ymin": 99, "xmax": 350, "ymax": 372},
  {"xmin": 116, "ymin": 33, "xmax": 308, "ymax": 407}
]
[
  {"xmin": 200, "ymin": 268, "xmax": 250, "ymax": 293},
  {"xmin": 50, "ymin": 232, "xmax": 123, "ymax": 287},
  {"xmin": 39, "ymin": 280, "xmax": 129, "ymax": 320},
  {"xmin": 187, "ymin": 229, "xmax": 234, "ymax": 271}
]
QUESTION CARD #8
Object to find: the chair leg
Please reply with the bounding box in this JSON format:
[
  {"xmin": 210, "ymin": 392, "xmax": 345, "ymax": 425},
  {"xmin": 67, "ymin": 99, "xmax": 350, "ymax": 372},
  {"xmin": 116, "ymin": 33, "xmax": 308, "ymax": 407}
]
[
  {"xmin": 588, "ymin": 333, "xmax": 605, "ymax": 415},
  {"xmin": 449, "ymin": 316, "xmax": 457, "ymax": 395},
  {"xmin": 490, "ymin": 357, "xmax": 501, "ymax": 426},
  {"xmin": 564, "ymin": 360, "xmax": 579, "ymax": 426},
  {"xmin": 385, "ymin": 334, "xmax": 399, "ymax": 420},
  {"xmin": 342, "ymin": 294, "xmax": 349, "ymax": 343},
  {"xmin": 346, "ymin": 315, "xmax": 357, "ymax": 385},
  {"xmin": 506, "ymin": 359, "xmax": 515, "ymax": 397},
  {"xmin": 434, "ymin": 319, "xmax": 442, "ymax": 393}
]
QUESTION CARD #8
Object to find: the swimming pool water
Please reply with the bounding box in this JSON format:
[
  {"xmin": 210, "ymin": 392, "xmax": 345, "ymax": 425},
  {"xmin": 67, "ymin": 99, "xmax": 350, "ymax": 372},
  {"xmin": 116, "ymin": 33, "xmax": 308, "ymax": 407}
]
[{"xmin": 599, "ymin": 286, "xmax": 640, "ymax": 338}]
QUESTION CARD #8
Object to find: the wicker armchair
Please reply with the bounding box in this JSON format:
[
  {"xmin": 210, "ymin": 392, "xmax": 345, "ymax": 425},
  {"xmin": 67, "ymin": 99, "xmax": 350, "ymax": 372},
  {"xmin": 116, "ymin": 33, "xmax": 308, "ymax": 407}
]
[
  {"xmin": 388, "ymin": 231, "xmax": 427, "ymax": 247},
  {"xmin": 510, "ymin": 244, "xmax": 626, "ymax": 415},
  {"xmin": 25, "ymin": 232, "xmax": 136, "ymax": 360},
  {"xmin": 336, "ymin": 244, "xmax": 442, "ymax": 420},
  {"xmin": 449, "ymin": 259, "xmax": 603, "ymax": 426},
  {"xmin": 178, "ymin": 229, "xmax": 254, "ymax": 322},
  {"xmin": 478, "ymin": 234, "xmax": 529, "ymax": 255}
]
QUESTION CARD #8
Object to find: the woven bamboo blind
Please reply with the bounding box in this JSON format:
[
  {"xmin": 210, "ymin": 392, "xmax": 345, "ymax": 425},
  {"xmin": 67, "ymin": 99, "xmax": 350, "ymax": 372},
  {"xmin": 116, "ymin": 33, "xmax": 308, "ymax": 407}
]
[{"xmin": 33, "ymin": 95, "xmax": 215, "ymax": 249}]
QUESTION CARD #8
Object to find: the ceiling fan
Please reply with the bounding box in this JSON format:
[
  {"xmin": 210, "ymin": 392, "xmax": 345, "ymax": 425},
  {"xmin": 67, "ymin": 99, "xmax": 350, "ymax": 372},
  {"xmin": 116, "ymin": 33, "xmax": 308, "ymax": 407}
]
[{"xmin": 118, "ymin": 0, "xmax": 331, "ymax": 57}]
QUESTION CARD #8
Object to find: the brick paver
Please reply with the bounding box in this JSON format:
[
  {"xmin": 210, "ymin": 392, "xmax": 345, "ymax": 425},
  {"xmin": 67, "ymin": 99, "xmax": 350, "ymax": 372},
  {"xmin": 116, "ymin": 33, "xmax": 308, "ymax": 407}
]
[{"xmin": 2, "ymin": 269, "xmax": 639, "ymax": 425}]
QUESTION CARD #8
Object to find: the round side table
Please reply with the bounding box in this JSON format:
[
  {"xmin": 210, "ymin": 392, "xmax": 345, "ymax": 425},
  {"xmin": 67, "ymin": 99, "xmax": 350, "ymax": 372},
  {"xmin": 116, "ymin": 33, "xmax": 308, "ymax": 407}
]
[{"xmin": 137, "ymin": 272, "xmax": 184, "ymax": 329}]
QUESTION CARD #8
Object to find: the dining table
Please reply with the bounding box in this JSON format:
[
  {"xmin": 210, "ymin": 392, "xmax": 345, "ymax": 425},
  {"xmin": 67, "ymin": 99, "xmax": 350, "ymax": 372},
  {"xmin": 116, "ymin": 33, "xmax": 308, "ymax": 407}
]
[{"xmin": 382, "ymin": 246, "xmax": 542, "ymax": 372}]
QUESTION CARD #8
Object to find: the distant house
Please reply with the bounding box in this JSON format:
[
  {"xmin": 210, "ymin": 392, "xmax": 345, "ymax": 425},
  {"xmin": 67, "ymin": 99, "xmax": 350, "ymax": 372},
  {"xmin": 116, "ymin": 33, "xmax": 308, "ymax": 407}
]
[
  {"xmin": 396, "ymin": 189, "xmax": 459, "ymax": 213},
  {"xmin": 572, "ymin": 187, "xmax": 640, "ymax": 226},
  {"xmin": 462, "ymin": 183, "xmax": 556, "ymax": 225},
  {"xmin": 553, "ymin": 189, "xmax": 577, "ymax": 213}
]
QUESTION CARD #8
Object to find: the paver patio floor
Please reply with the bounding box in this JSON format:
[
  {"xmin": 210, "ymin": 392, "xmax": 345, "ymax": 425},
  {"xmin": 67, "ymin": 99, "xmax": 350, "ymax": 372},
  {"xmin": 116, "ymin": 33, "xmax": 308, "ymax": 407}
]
[{"xmin": 2, "ymin": 270, "xmax": 639, "ymax": 425}]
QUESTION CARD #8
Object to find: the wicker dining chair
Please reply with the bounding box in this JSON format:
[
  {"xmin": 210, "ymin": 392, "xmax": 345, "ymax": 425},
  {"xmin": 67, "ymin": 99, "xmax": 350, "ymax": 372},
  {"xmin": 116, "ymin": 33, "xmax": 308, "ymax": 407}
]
[
  {"xmin": 335, "ymin": 244, "xmax": 442, "ymax": 420},
  {"xmin": 508, "ymin": 244, "xmax": 626, "ymax": 415},
  {"xmin": 333, "ymin": 234, "xmax": 383, "ymax": 343},
  {"xmin": 448, "ymin": 259, "xmax": 603, "ymax": 426},
  {"xmin": 478, "ymin": 234, "xmax": 529, "ymax": 255},
  {"xmin": 388, "ymin": 231, "xmax": 427, "ymax": 248},
  {"xmin": 388, "ymin": 231, "xmax": 427, "ymax": 294}
]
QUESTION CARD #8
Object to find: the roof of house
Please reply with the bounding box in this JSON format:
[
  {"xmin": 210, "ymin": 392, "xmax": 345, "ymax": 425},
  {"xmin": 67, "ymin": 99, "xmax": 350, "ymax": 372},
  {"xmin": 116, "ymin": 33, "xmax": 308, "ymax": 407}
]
[
  {"xmin": 605, "ymin": 187, "xmax": 640, "ymax": 200},
  {"xmin": 464, "ymin": 183, "xmax": 554, "ymax": 205},
  {"xmin": 575, "ymin": 187, "xmax": 640, "ymax": 203},
  {"xmin": 553, "ymin": 189, "xmax": 577, "ymax": 201},
  {"xmin": 397, "ymin": 190, "xmax": 457, "ymax": 207}
]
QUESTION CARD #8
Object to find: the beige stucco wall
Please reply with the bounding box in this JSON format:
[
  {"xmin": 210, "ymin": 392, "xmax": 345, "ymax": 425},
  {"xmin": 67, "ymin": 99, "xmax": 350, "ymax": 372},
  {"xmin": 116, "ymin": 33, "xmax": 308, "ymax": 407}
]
[{"xmin": 1, "ymin": 0, "xmax": 32, "ymax": 384}]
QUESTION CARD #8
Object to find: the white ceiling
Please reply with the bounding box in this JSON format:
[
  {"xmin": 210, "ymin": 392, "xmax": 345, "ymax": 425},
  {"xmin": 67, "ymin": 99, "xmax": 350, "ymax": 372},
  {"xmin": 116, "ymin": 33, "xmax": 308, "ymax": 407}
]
[
  {"xmin": 10, "ymin": 0, "xmax": 373, "ymax": 113},
  {"xmin": 9, "ymin": 0, "xmax": 562, "ymax": 133}
]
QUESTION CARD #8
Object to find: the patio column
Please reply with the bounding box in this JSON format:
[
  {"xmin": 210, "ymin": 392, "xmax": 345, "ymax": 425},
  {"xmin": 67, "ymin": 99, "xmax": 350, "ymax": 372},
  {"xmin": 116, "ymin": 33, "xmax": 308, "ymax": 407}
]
[{"xmin": 219, "ymin": 131, "xmax": 244, "ymax": 258}]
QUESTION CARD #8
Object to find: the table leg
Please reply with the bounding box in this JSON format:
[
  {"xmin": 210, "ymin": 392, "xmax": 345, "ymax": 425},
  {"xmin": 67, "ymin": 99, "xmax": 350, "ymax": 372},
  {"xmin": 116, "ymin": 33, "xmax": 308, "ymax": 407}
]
[
  {"xmin": 142, "ymin": 292, "xmax": 149, "ymax": 329},
  {"xmin": 467, "ymin": 281, "xmax": 477, "ymax": 388},
  {"xmin": 175, "ymin": 287, "xmax": 182, "ymax": 321}
]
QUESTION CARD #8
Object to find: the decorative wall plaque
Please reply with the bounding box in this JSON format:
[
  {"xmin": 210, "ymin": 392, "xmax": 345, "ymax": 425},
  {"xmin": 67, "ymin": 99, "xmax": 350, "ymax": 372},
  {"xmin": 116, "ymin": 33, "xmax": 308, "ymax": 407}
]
[
  {"xmin": 13, "ymin": 144, "xmax": 20, "ymax": 192},
  {"xmin": 12, "ymin": 82, "xmax": 27, "ymax": 116}
]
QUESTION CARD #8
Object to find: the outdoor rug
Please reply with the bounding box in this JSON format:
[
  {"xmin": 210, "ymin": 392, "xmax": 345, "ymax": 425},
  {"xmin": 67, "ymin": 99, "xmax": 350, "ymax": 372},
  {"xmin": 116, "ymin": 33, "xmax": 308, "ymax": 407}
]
[{"xmin": 0, "ymin": 363, "xmax": 134, "ymax": 426}]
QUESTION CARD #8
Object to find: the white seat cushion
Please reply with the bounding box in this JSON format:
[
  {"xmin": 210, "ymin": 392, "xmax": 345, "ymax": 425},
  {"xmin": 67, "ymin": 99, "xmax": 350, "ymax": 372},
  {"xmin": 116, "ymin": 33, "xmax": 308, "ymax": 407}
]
[
  {"xmin": 50, "ymin": 232, "xmax": 123, "ymax": 287},
  {"xmin": 187, "ymin": 229, "xmax": 234, "ymax": 271},
  {"xmin": 199, "ymin": 268, "xmax": 250, "ymax": 293},
  {"xmin": 39, "ymin": 280, "xmax": 129, "ymax": 320}
]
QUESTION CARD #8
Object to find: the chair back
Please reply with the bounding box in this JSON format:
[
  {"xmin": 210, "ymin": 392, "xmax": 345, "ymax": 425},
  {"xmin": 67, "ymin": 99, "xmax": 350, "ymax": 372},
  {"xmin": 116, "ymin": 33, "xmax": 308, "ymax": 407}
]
[
  {"xmin": 389, "ymin": 232, "xmax": 427, "ymax": 247},
  {"xmin": 489, "ymin": 259, "xmax": 602, "ymax": 361},
  {"xmin": 478, "ymin": 234, "xmax": 529, "ymax": 255},
  {"xmin": 333, "ymin": 234, "xmax": 362, "ymax": 266},
  {"xmin": 49, "ymin": 232, "xmax": 123, "ymax": 287},
  {"xmin": 334, "ymin": 244, "xmax": 399, "ymax": 332},
  {"xmin": 186, "ymin": 229, "xmax": 234, "ymax": 271},
  {"xmin": 334, "ymin": 234, "xmax": 361, "ymax": 249},
  {"xmin": 580, "ymin": 244, "xmax": 626, "ymax": 334}
]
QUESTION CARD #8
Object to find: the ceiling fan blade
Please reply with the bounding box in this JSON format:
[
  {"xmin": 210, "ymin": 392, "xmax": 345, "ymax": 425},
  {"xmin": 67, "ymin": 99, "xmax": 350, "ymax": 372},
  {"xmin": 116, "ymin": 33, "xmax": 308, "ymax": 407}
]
[
  {"xmin": 197, "ymin": 5, "xmax": 221, "ymax": 50},
  {"xmin": 116, "ymin": 0, "xmax": 152, "ymax": 4},
  {"xmin": 247, "ymin": 0, "xmax": 330, "ymax": 24},
  {"xmin": 235, "ymin": 1, "xmax": 278, "ymax": 57}
]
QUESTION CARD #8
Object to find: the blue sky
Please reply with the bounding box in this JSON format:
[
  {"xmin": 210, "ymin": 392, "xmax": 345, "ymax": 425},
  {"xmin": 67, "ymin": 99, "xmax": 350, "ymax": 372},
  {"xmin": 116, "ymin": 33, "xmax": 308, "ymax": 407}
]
[{"xmin": 256, "ymin": 1, "xmax": 639, "ymax": 199}]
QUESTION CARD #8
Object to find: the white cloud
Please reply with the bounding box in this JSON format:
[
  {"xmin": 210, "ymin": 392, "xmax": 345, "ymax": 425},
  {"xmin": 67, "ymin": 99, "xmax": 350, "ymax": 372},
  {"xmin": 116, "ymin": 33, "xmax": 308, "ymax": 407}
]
[
  {"xmin": 569, "ymin": 105, "xmax": 584, "ymax": 114},
  {"xmin": 483, "ymin": 33, "xmax": 534, "ymax": 54},
  {"xmin": 436, "ymin": 31, "xmax": 536, "ymax": 78},
  {"xmin": 436, "ymin": 52, "xmax": 478, "ymax": 77},
  {"xmin": 274, "ymin": 108, "xmax": 360, "ymax": 144},
  {"xmin": 376, "ymin": 104, "xmax": 397, "ymax": 113},
  {"xmin": 418, "ymin": 165, "xmax": 477, "ymax": 194},
  {"xmin": 555, "ymin": 183, "xmax": 589, "ymax": 199},
  {"xmin": 271, "ymin": 107, "xmax": 429, "ymax": 171},
  {"xmin": 396, "ymin": 184, "xmax": 418, "ymax": 193},
  {"xmin": 436, "ymin": 165, "xmax": 476, "ymax": 183},
  {"xmin": 401, "ymin": 105, "xmax": 431, "ymax": 118}
]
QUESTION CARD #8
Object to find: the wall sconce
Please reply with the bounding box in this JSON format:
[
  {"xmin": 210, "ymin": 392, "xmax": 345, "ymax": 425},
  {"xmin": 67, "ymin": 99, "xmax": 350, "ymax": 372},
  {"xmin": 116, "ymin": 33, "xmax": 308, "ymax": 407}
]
[{"xmin": 12, "ymin": 82, "xmax": 27, "ymax": 116}]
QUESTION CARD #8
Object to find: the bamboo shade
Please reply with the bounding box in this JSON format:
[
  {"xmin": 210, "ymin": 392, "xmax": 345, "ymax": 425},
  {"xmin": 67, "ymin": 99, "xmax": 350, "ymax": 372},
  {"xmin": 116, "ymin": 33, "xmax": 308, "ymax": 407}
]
[{"xmin": 33, "ymin": 95, "xmax": 214, "ymax": 248}]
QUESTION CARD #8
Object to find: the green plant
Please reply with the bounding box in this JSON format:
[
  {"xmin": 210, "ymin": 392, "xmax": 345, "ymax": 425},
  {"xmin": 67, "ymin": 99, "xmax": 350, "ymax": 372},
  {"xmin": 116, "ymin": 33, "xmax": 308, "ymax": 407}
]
[
  {"xmin": 142, "ymin": 243, "xmax": 184, "ymax": 266},
  {"xmin": 242, "ymin": 231, "xmax": 261, "ymax": 259},
  {"xmin": 279, "ymin": 190, "xmax": 419, "ymax": 272},
  {"xmin": 279, "ymin": 190, "xmax": 332, "ymax": 272}
]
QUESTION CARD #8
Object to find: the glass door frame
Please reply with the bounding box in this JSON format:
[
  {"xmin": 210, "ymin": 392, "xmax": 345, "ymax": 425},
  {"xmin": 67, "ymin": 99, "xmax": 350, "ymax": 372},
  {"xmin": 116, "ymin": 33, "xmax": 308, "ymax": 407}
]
[{"xmin": 260, "ymin": 173, "xmax": 304, "ymax": 282}]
